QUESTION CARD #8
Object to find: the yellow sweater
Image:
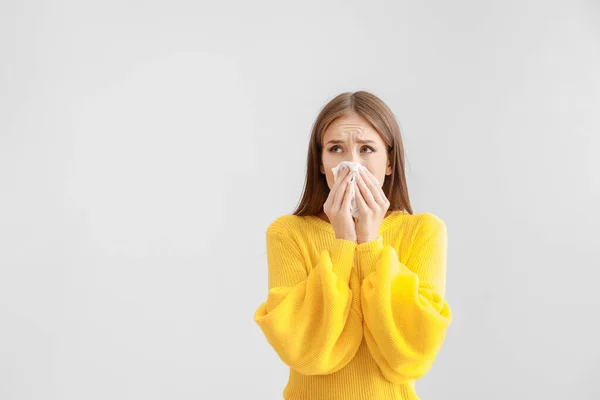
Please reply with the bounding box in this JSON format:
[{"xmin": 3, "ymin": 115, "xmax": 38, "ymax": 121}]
[{"xmin": 254, "ymin": 210, "xmax": 452, "ymax": 400}]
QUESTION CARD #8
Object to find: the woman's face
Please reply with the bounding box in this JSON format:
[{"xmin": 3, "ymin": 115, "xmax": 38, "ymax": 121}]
[{"xmin": 320, "ymin": 113, "xmax": 392, "ymax": 190}]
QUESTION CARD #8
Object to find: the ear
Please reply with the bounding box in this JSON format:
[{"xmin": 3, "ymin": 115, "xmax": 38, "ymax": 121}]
[
  {"xmin": 386, "ymin": 162, "xmax": 392, "ymax": 175},
  {"xmin": 320, "ymin": 164, "xmax": 325, "ymax": 174}
]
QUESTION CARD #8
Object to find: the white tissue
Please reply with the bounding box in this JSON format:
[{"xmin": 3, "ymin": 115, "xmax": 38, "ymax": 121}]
[{"xmin": 331, "ymin": 161, "xmax": 364, "ymax": 219}]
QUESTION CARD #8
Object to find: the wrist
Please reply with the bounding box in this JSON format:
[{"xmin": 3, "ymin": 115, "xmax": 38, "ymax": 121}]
[
  {"xmin": 357, "ymin": 235, "xmax": 377, "ymax": 244},
  {"xmin": 336, "ymin": 235, "xmax": 357, "ymax": 242}
]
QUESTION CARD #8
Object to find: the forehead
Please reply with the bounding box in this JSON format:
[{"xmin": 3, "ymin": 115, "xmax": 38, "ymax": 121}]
[{"xmin": 322, "ymin": 114, "xmax": 382, "ymax": 142}]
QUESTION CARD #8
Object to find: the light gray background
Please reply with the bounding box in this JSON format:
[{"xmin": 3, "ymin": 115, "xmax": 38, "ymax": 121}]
[{"xmin": 1, "ymin": 1, "xmax": 599, "ymax": 399}]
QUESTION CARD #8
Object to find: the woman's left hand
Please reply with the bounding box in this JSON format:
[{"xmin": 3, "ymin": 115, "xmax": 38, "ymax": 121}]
[{"xmin": 353, "ymin": 166, "xmax": 390, "ymax": 244}]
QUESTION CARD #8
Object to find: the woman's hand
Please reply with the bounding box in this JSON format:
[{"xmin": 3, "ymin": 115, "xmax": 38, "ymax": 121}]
[
  {"xmin": 353, "ymin": 166, "xmax": 390, "ymax": 244},
  {"xmin": 323, "ymin": 165, "xmax": 358, "ymax": 243}
]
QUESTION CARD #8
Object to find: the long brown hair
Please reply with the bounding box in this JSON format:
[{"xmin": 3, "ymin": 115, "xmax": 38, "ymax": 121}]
[{"xmin": 292, "ymin": 91, "xmax": 413, "ymax": 216}]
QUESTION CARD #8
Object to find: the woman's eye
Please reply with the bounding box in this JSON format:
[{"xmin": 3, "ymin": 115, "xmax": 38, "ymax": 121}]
[{"xmin": 329, "ymin": 146, "xmax": 374, "ymax": 153}]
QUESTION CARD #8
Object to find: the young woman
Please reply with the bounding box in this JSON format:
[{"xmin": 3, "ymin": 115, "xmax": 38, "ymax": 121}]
[{"xmin": 254, "ymin": 91, "xmax": 452, "ymax": 400}]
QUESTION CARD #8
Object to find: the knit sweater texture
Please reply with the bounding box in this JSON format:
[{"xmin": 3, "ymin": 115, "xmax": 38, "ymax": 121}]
[{"xmin": 254, "ymin": 210, "xmax": 452, "ymax": 400}]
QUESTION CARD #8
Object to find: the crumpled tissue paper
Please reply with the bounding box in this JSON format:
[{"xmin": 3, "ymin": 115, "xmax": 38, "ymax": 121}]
[{"xmin": 331, "ymin": 161, "xmax": 364, "ymax": 219}]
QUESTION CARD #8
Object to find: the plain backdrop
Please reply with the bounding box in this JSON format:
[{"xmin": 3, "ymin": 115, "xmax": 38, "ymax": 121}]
[{"xmin": 1, "ymin": 0, "xmax": 599, "ymax": 399}]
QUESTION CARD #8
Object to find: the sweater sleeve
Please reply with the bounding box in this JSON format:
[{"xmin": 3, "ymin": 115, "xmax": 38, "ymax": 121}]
[
  {"xmin": 357, "ymin": 214, "xmax": 453, "ymax": 383},
  {"xmin": 253, "ymin": 226, "xmax": 363, "ymax": 375}
]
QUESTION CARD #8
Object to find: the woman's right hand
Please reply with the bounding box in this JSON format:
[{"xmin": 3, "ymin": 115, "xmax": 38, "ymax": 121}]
[{"xmin": 323, "ymin": 165, "xmax": 357, "ymax": 243}]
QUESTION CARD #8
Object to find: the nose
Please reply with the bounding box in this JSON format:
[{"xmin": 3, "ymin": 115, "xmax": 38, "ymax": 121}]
[{"xmin": 346, "ymin": 152, "xmax": 362, "ymax": 164}]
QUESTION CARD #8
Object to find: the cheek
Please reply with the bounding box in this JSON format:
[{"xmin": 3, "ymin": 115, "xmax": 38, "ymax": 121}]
[
  {"xmin": 328, "ymin": 170, "xmax": 336, "ymax": 185},
  {"xmin": 320, "ymin": 166, "xmax": 333, "ymax": 188},
  {"xmin": 321, "ymin": 161, "xmax": 334, "ymax": 184}
]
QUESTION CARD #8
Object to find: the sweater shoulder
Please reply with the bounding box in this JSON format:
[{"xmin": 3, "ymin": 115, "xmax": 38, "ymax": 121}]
[
  {"xmin": 266, "ymin": 213, "xmax": 306, "ymax": 237},
  {"xmin": 384, "ymin": 211, "xmax": 447, "ymax": 249},
  {"xmin": 413, "ymin": 212, "xmax": 447, "ymax": 235},
  {"xmin": 384, "ymin": 211, "xmax": 445, "ymax": 234}
]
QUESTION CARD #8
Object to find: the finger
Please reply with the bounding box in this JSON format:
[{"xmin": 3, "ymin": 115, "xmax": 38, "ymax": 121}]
[
  {"xmin": 327, "ymin": 166, "xmax": 350, "ymax": 207},
  {"xmin": 334, "ymin": 178, "xmax": 353, "ymax": 213},
  {"xmin": 356, "ymin": 170, "xmax": 377, "ymax": 209},
  {"xmin": 359, "ymin": 167, "xmax": 386, "ymax": 206},
  {"xmin": 332, "ymin": 169, "xmax": 354, "ymax": 211},
  {"xmin": 340, "ymin": 178, "xmax": 354, "ymax": 213},
  {"xmin": 354, "ymin": 179, "xmax": 368, "ymax": 212},
  {"xmin": 330, "ymin": 166, "xmax": 351, "ymax": 196},
  {"xmin": 363, "ymin": 167, "xmax": 380, "ymax": 186}
]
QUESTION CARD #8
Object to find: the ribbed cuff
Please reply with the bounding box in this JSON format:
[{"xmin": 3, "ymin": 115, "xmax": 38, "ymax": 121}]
[
  {"xmin": 329, "ymin": 238, "xmax": 357, "ymax": 283},
  {"xmin": 357, "ymin": 235, "xmax": 384, "ymax": 277}
]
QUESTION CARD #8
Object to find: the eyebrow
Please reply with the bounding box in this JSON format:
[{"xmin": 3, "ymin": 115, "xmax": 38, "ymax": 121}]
[{"xmin": 325, "ymin": 139, "xmax": 377, "ymax": 145}]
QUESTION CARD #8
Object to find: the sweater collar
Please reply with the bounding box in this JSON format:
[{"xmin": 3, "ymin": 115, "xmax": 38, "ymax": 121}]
[{"xmin": 304, "ymin": 210, "xmax": 407, "ymax": 234}]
